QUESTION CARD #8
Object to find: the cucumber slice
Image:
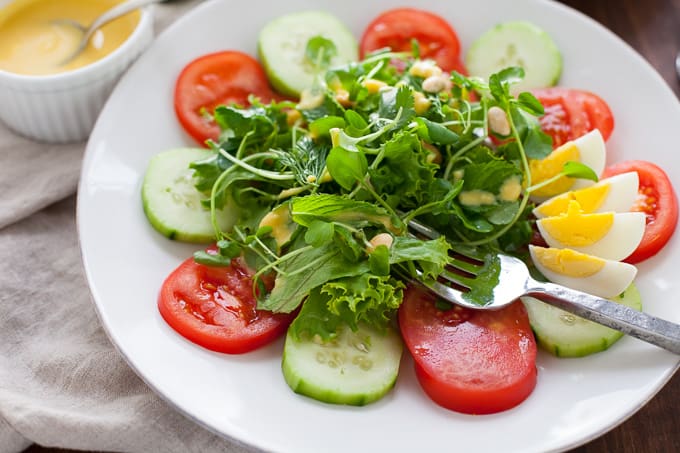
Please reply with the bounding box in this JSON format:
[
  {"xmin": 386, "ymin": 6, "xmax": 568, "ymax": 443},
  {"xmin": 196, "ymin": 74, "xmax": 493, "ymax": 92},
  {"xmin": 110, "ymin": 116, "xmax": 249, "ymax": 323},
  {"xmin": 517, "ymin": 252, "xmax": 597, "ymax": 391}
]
[
  {"xmin": 522, "ymin": 283, "xmax": 642, "ymax": 358},
  {"xmin": 466, "ymin": 21, "xmax": 562, "ymax": 92},
  {"xmin": 258, "ymin": 11, "xmax": 358, "ymax": 97},
  {"xmin": 141, "ymin": 148, "xmax": 234, "ymax": 243},
  {"xmin": 282, "ymin": 324, "xmax": 402, "ymax": 406}
]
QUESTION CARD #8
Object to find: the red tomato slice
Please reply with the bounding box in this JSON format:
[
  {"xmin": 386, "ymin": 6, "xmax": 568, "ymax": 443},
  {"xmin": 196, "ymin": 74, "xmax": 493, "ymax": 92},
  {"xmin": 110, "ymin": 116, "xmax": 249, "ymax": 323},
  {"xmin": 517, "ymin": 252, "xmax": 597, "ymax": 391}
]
[
  {"xmin": 174, "ymin": 51, "xmax": 278, "ymax": 145},
  {"xmin": 399, "ymin": 286, "xmax": 537, "ymax": 414},
  {"xmin": 158, "ymin": 253, "xmax": 293, "ymax": 354},
  {"xmin": 359, "ymin": 8, "xmax": 463, "ymax": 73},
  {"xmin": 532, "ymin": 87, "xmax": 615, "ymax": 148},
  {"xmin": 602, "ymin": 160, "xmax": 678, "ymax": 263}
]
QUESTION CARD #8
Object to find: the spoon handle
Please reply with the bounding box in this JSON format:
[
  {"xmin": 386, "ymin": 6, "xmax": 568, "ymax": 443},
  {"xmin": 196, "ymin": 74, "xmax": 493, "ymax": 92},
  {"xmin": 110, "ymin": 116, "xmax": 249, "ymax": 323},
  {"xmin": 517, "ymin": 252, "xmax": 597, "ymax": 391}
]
[{"xmin": 83, "ymin": 0, "xmax": 162, "ymax": 44}]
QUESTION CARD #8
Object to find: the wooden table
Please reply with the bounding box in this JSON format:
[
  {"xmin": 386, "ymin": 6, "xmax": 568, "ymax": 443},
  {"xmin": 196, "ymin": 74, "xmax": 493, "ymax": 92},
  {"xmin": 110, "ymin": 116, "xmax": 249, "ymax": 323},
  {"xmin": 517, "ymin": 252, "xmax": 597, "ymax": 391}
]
[
  {"xmin": 23, "ymin": 1, "xmax": 680, "ymax": 452},
  {"xmin": 560, "ymin": 0, "xmax": 680, "ymax": 451}
]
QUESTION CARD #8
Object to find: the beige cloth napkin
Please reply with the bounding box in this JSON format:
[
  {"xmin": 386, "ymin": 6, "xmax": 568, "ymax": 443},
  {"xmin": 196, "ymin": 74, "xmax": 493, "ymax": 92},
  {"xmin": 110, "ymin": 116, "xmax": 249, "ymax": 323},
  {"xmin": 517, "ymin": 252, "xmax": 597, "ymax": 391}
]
[{"xmin": 0, "ymin": 1, "xmax": 251, "ymax": 452}]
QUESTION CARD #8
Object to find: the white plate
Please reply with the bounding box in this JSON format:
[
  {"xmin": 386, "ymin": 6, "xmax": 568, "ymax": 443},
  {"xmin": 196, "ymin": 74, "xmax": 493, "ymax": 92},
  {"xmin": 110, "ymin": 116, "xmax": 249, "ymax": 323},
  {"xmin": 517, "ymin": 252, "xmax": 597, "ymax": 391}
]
[{"xmin": 78, "ymin": 0, "xmax": 680, "ymax": 451}]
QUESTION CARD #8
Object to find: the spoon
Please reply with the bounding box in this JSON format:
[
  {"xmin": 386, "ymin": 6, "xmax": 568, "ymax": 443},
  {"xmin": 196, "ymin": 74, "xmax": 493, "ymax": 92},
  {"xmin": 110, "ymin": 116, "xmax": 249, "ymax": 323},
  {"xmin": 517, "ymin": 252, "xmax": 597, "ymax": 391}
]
[
  {"xmin": 676, "ymin": 52, "xmax": 680, "ymax": 82},
  {"xmin": 53, "ymin": 0, "xmax": 163, "ymax": 65}
]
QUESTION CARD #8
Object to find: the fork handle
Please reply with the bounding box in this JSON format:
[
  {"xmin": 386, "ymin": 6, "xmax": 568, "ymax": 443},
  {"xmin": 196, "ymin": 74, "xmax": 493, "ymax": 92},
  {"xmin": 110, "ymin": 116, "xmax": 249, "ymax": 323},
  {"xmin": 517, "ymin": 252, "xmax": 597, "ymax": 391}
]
[{"xmin": 527, "ymin": 281, "xmax": 680, "ymax": 355}]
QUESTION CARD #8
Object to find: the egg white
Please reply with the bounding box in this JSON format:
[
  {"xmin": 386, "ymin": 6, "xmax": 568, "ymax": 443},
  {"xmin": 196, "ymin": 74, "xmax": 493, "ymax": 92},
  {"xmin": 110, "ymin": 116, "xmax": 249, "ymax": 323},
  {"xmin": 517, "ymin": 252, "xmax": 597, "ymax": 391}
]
[
  {"xmin": 533, "ymin": 171, "xmax": 639, "ymax": 219},
  {"xmin": 530, "ymin": 129, "xmax": 607, "ymax": 202},
  {"xmin": 529, "ymin": 245, "xmax": 637, "ymax": 299},
  {"xmin": 537, "ymin": 211, "xmax": 646, "ymax": 261},
  {"xmin": 569, "ymin": 129, "xmax": 606, "ymax": 190}
]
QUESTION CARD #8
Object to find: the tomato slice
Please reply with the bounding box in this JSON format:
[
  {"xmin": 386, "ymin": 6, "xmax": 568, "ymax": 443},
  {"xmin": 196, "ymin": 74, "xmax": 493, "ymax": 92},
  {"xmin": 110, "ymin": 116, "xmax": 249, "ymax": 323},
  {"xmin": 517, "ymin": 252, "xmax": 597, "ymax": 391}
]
[
  {"xmin": 532, "ymin": 87, "xmax": 615, "ymax": 148},
  {"xmin": 359, "ymin": 8, "xmax": 464, "ymax": 73},
  {"xmin": 602, "ymin": 160, "xmax": 678, "ymax": 263},
  {"xmin": 174, "ymin": 51, "xmax": 278, "ymax": 145},
  {"xmin": 158, "ymin": 253, "xmax": 294, "ymax": 354},
  {"xmin": 398, "ymin": 286, "xmax": 537, "ymax": 414}
]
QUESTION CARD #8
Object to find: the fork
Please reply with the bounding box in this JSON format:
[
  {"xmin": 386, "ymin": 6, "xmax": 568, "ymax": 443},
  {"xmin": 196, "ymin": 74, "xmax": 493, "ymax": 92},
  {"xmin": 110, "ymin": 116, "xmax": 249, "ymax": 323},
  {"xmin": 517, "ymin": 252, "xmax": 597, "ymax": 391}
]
[{"xmin": 401, "ymin": 218, "xmax": 680, "ymax": 355}]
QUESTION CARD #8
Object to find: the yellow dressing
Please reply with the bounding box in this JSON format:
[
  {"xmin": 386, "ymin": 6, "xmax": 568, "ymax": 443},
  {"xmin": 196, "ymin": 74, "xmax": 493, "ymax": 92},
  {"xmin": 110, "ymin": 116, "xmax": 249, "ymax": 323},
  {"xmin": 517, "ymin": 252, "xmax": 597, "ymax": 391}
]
[
  {"xmin": 535, "ymin": 183, "xmax": 611, "ymax": 217},
  {"xmin": 459, "ymin": 189, "xmax": 496, "ymax": 206},
  {"xmin": 259, "ymin": 204, "xmax": 296, "ymax": 249},
  {"xmin": 0, "ymin": 0, "xmax": 139, "ymax": 75},
  {"xmin": 498, "ymin": 175, "xmax": 522, "ymax": 202},
  {"xmin": 532, "ymin": 247, "xmax": 605, "ymax": 278},
  {"xmin": 539, "ymin": 200, "xmax": 614, "ymax": 246},
  {"xmin": 529, "ymin": 143, "xmax": 580, "ymax": 197}
]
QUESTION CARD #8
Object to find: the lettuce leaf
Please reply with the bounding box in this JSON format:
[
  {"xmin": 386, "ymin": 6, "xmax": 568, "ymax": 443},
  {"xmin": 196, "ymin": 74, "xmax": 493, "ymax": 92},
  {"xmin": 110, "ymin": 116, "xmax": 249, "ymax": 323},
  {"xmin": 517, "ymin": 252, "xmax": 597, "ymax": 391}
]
[
  {"xmin": 291, "ymin": 194, "xmax": 398, "ymax": 231},
  {"xmin": 259, "ymin": 243, "xmax": 369, "ymax": 313},
  {"xmin": 288, "ymin": 274, "xmax": 404, "ymax": 342}
]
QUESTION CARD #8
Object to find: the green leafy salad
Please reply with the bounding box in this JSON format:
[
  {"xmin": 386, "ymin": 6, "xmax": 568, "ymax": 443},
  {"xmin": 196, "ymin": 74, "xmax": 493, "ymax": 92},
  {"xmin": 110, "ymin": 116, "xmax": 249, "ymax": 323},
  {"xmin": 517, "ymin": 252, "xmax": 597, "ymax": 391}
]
[{"xmin": 189, "ymin": 39, "xmax": 565, "ymax": 339}]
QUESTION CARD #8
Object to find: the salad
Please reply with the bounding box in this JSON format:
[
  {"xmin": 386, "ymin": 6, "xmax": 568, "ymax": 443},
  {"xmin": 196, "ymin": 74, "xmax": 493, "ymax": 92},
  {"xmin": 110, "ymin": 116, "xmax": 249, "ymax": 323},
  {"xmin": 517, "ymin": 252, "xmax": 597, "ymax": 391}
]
[{"xmin": 140, "ymin": 7, "xmax": 678, "ymax": 415}]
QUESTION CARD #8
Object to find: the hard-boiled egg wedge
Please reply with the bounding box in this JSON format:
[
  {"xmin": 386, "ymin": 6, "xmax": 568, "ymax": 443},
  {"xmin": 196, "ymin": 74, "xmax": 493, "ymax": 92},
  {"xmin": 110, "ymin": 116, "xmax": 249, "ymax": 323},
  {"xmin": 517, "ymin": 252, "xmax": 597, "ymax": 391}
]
[
  {"xmin": 533, "ymin": 172, "xmax": 639, "ymax": 219},
  {"xmin": 536, "ymin": 200, "xmax": 645, "ymax": 261},
  {"xmin": 529, "ymin": 245, "xmax": 637, "ymax": 299},
  {"xmin": 529, "ymin": 129, "xmax": 606, "ymax": 202}
]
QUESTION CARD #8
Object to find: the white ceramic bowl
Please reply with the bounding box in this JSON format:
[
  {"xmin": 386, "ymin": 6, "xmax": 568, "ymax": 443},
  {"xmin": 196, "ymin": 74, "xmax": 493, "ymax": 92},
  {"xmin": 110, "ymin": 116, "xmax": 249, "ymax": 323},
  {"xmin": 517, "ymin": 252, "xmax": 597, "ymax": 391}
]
[{"xmin": 0, "ymin": 1, "xmax": 154, "ymax": 143}]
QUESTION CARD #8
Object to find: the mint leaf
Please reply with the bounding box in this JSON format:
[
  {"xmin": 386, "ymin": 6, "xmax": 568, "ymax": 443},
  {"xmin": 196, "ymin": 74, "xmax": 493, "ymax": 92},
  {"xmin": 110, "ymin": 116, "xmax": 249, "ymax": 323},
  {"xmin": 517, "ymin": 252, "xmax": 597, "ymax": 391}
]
[
  {"xmin": 334, "ymin": 226, "xmax": 364, "ymax": 262},
  {"xmin": 305, "ymin": 220, "xmax": 335, "ymax": 247},
  {"xmin": 291, "ymin": 194, "xmax": 395, "ymax": 231}
]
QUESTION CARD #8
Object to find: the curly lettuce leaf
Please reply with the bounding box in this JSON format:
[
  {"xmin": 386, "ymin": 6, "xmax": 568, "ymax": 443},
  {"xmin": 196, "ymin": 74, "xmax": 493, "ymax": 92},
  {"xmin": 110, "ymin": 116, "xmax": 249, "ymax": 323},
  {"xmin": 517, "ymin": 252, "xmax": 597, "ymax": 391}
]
[{"xmin": 289, "ymin": 274, "xmax": 404, "ymax": 342}]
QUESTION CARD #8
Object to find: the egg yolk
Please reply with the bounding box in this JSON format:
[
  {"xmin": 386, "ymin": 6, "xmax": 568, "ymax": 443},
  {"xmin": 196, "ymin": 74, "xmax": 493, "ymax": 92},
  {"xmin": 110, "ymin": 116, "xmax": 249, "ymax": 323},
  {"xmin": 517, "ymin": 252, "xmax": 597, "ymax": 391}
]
[
  {"xmin": 532, "ymin": 247, "xmax": 605, "ymax": 277},
  {"xmin": 0, "ymin": 0, "xmax": 139, "ymax": 76},
  {"xmin": 529, "ymin": 143, "xmax": 580, "ymax": 197},
  {"xmin": 539, "ymin": 201, "xmax": 614, "ymax": 246},
  {"xmin": 535, "ymin": 183, "xmax": 611, "ymax": 217}
]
